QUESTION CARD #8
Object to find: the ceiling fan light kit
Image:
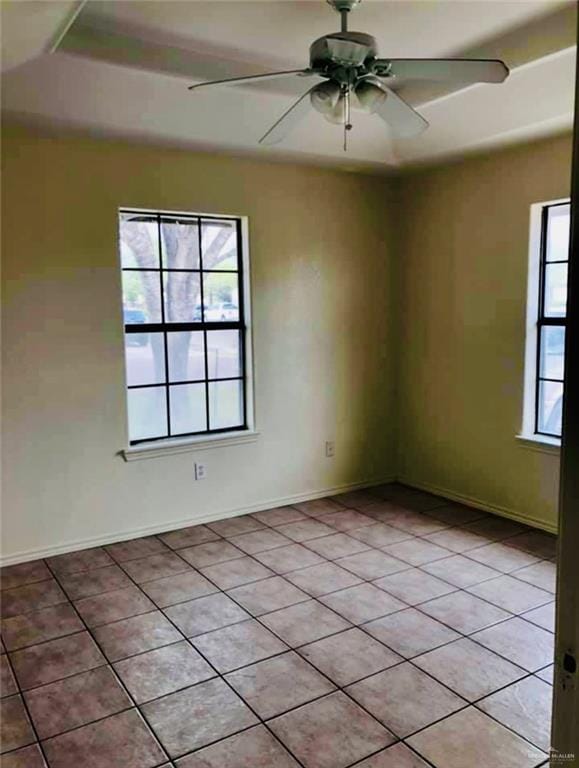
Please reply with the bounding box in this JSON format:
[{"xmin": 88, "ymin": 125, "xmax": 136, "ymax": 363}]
[
  {"xmin": 310, "ymin": 80, "xmax": 341, "ymax": 115},
  {"xmin": 355, "ymin": 79, "xmax": 387, "ymax": 114},
  {"xmin": 188, "ymin": 0, "xmax": 510, "ymax": 150}
]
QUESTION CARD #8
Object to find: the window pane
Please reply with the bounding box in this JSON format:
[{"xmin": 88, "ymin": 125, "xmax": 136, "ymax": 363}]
[
  {"xmin": 203, "ymin": 273, "xmax": 239, "ymax": 322},
  {"xmin": 540, "ymin": 326, "xmax": 565, "ymax": 381},
  {"xmin": 164, "ymin": 273, "xmax": 202, "ymax": 323},
  {"xmin": 125, "ymin": 332, "xmax": 165, "ymax": 386},
  {"xmin": 543, "ymin": 262, "xmax": 568, "ymax": 318},
  {"xmin": 538, "ymin": 380, "xmax": 563, "ymax": 437},
  {"xmin": 209, "ymin": 380, "xmax": 243, "ymax": 430},
  {"xmin": 128, "ymin": 387, "xmax": 167, "ymax": 441},
  {"xmin": 168, "ymin": 332, "xmax": 205, "ymax": 382},
  {"xmin": 202, "ymin": 219, "xmax": 238, "ymax": 271},
  {"xmin": 546, "ymin": 204, "xmax": 570, "ymax": 262},
  {"xmin": 122, "ymin": 271, "xmax": 162, "ymax": 323},
  {"xmin": 119, "ymin": 214, "xmax": 160, "ymax": 269},
  {"xmin": 161, "ymin": 218, "xmax": 200, "ymax": 270},
  {"xmin": 207, "ymin": 330, "xmax": 242, "ymax": 379},
  {"xmin": 170, "ymin": 384, "xmax": 207, "ymax": 435}
]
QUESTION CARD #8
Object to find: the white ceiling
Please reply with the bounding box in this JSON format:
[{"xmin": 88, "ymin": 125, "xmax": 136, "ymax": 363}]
[
  {"xmin": 0, "ymin": 1, "xmax": 84, "ymax": 72},
  {"xmin": 1, "ymin": 0, "xmax": 576, "ymax": 171}
]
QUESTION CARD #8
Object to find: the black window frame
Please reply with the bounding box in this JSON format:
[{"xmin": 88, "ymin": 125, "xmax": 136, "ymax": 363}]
[
  {"xmin": 120, "ymin": 209, "xmax": 248, "ymax": 445},
  {"xmin": 534, "ymin": 201, "xmax": 569, "ymax": 439}
]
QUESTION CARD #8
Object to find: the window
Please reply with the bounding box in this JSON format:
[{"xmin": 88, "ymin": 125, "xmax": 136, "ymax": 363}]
[
  {"xmin": 119, "ymin": 209, "xmax": 250, "ymax": 445},
  {"xmin": 522, "ymin": 200, "xmax": 570, "ymax": 443}
]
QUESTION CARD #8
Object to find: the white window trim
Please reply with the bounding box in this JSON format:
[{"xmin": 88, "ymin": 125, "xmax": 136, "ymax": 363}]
[
  {"xmin": 123, "ymin": 429, "xmax": 260, "ymax": 461},
  {"xmin": 519, "ymin": 198, "xmax": 567, "ymax": 452},
  {"xmin": 120, "ymin": 210, "xmax": 256, "ymax": 459}
]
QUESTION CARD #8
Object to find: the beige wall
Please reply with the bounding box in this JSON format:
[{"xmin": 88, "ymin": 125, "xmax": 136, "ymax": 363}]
[
  {"xmin": 1, "ymin": 125, "xmax": 572, "ymax": 563},
  {"xmin": 1, "ymin": 124, "xmax": 397, "ymax": 563},
  {"xmin": 395, "ymin": 134, "xmax": 573, "ymax": 532}
]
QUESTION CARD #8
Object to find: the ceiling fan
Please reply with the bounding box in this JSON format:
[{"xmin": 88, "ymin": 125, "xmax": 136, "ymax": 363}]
[{"xmin": 188, "ymin": 0, "xmax": 509, "ymax": 149}]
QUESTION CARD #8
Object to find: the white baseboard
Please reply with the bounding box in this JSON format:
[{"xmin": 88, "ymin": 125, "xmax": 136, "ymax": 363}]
[
  {"xmin": 0, "ymin": 476, "xmax": 396, "ymax": 566},
  {"xmin": 399, "ymin": 476, "xmax": 558, "ymax": 535}
]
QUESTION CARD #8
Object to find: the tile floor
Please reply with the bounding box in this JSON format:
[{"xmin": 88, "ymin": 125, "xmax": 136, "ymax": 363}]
[{"xmin": 0, "ymin": 483, "xmax": 557, "ymax": 768}]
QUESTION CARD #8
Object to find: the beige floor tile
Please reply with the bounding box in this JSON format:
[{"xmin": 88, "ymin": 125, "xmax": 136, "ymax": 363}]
[
  {"xmin": 299, "ymin": 628, "xmax": 402, "ymax": 686},
  {"xmin": 322, "ymin": 509, "xmax": 377, "ymax": 531},
  {"xmin": 228, "ymin": 529, "xmax": 292, "ymax": 555},
  {"xmin": 293, "ymin": 498, "xmax": 345, "ymax": 517},
  {"xmin": 426, "ymin": 503, "xmax": 487, "ymax": 526},
  {"xmin": 207, "ymin": 515, "xmax": 264, "ymax": 538},
  {"xmin": 346, "ymin": 663, "xmax": 464, "ymax": 737},
  {"xmin": 274, "ymin": 520, "xmax": 335, "ymax": 543},
  {"xmin": 253, "ymin": 544, "xmax": 325, "ymax": 574},
  {"xmin": 336, "ymin": 550, "xmax": 410, "ymax": 580},
  {"xmin": 407, "ymin": 707, "xmax": 545, "ymax": 768},
  {"xmin": 471, "ymin": 617, "xmax": 554, "ymax": 672},
  {"xmin": 535, "ymin": 665, "xmax": 553, "ymax": 685},
  {"xmin": 142, "ymin": 678, "xmax": 258, "ymax": 758},
  {"xmin": 466, "ymin": 575, "xmax": 552, "ymax": 614},
  {"xmin": 113, "ymin": 641, "xmax": 215, "ymax": 703},
  {"xmin": 269, "ymin": 691, "xmax": 395, "ymax": 768},
  {"xmin": 374, "ymin": 568, "xmax": 457, "ymax": 606},
  {"xmin": 383, "ymin": 511, "xmax": 447, "ymax": 537},
  {"xmin": 321, "ymin": 584, "xmax": 406, "ymax": 624},
  {"xmin": 332, "ymin": 490, "xmax": 380, "ymax": 509},
  {"xmin": 225, "ymin": 651, "xmax": 335, "ymax": 719},
  {"xmin": 478, "ymin": 676, "xmax": 552, "ymax": 752},
  {"xmin": 364, "ymin": 608, "xmax": 459, "ymax": 658},
  {"xmin": 251, "ymin": 506, "xmax": 307, "ymax": 527},
  {"xmin": 413, "ymin": 638, "xmax": 526, "ymax": 700},
  {"xmin": 355, "ymin": 743, "xmax": 431, "ymax": 767},
  {"xmin": 348, "ymin": 524, "xmax": 414, "ymax": 548},
  {"xmin": 284, "ymin": 562, "xmax": 361, "ymax": 597},
  {"xmin": 175, "ymin": 725, "xmax": 300, "ymax": 767},
  {"xmin": 191, "ymin": 619, "xmax": 287, "ymax": 673},
  {"xmin": 382, "ymin": 539, "xmax": 451, "ymax": 566},
  {"xmin": 419, "ymin": 591, "xmax": 510, "ymax": 634},
  {"xmin": 227, "ymin": 576, "xmax": 309, "ymax": 615},
  {"xmin": 466, "ymin": 543, "xmax": 540, "ymax": 573},
  {"xmin": 504, "ymin": 532, "xmax": 557, "ymax": 560},
  {"xmin": 303, "ymin": 533, "xmax": 370, "ymax": 559},
  {"xmin": 164, "ymin": 592, "xmax": 249, "ymax": 637},
  {"xmin": 199, "ymin": 556, "xmax": 273, "ymax": 590},
  {"xmin": 462, "ymin": 517, "xmax": 526, "ymax": 541},
  {"xmin": 424, "ymin": 528, "xmax": 489, "ymax": 553},
  {"xmin": 178, "ymin": 540, "xmax": 244, "ymax": 569},
  {"xmin": 512, "ymin": 561, "xmax": 557, "ymax": 593},
  {"xmin": 261, "ymin": 600, "xmax": 351, "ymax": 647},
  {"xmin": 421, "ymin": 554, "xmax": 500, "ymax": 588}
]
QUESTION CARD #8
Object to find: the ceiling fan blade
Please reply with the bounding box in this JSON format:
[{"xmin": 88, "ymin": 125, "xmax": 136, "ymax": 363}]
[
  {"xmin": 374, "ymin": 85, "xmax": 429, "ymax": 138},
  {"xmin": 189, "ymin": 69, "xmax": 316, "ymax": 91},
  {"xmin": 259, "ymin": 86, "xmax": 317, "ymax": 145},
  {"xmin": 376, "ymin": 58, "xmax": 509, "ymax": 84}
]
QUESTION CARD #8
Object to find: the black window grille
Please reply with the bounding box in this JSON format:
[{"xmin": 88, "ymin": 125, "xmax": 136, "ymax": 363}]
[
  {"xmin": 119, "ymin": 210, "xmax": 247, "ymax": 444},
  {"xmin": 535, "ymin": 202, "xmax": 570, "ymax": 438}
]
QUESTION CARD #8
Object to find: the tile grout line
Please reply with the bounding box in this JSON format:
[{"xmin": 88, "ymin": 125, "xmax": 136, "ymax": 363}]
[
  {"xmin": 166, "ymin": 540, "xmax": 550, "ymax": 763},
  {"xmin": 0, "ymin": 486, "xmax": 556, "ymax": 767},
  {"xmin": 164, "ymin": 547, "xmax": 406, "ymax": 765},
  {"xmin": 240, "ymin": 516, "xmax": 554, "ymax": 756},
  {"xmin": 0, "ymin": 646, "xmax": 54, "ymax": 766},
  {"xmin": 68, "ymin": 541, "xmax": 313, "ymax": 768},
  {"xmin": 39, "ymin": 558, "xmax": 173, "ymax": 768}
]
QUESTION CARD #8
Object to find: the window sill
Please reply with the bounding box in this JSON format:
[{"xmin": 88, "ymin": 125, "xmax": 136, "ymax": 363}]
[
  {"xmin": 516, "ymin": 434, "xmax": 561, "ymax": 456},
  {"xmin": 122, "ymin": 430, "xmax": 260, "ymax": 462}
]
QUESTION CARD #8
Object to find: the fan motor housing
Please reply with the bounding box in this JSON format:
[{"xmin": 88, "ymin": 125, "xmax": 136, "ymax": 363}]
[{"xmin": 310, "ymin": 32, "xmax": 377, "ymax": 72}]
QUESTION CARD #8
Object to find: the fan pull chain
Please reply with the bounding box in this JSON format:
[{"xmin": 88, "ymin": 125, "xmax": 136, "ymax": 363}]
[{"xmin": 344, "ymin": 86, "xmax": 352, "ymax": 152}]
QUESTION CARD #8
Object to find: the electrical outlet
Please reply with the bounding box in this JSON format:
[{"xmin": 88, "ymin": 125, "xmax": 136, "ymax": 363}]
[
  {"xmin": 325, "ymin": 441, "xmax": 335, "ymax": 458},
  {"xmin": 195, "ymin": 463, "xmax": 207, "ymax": 480}
]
